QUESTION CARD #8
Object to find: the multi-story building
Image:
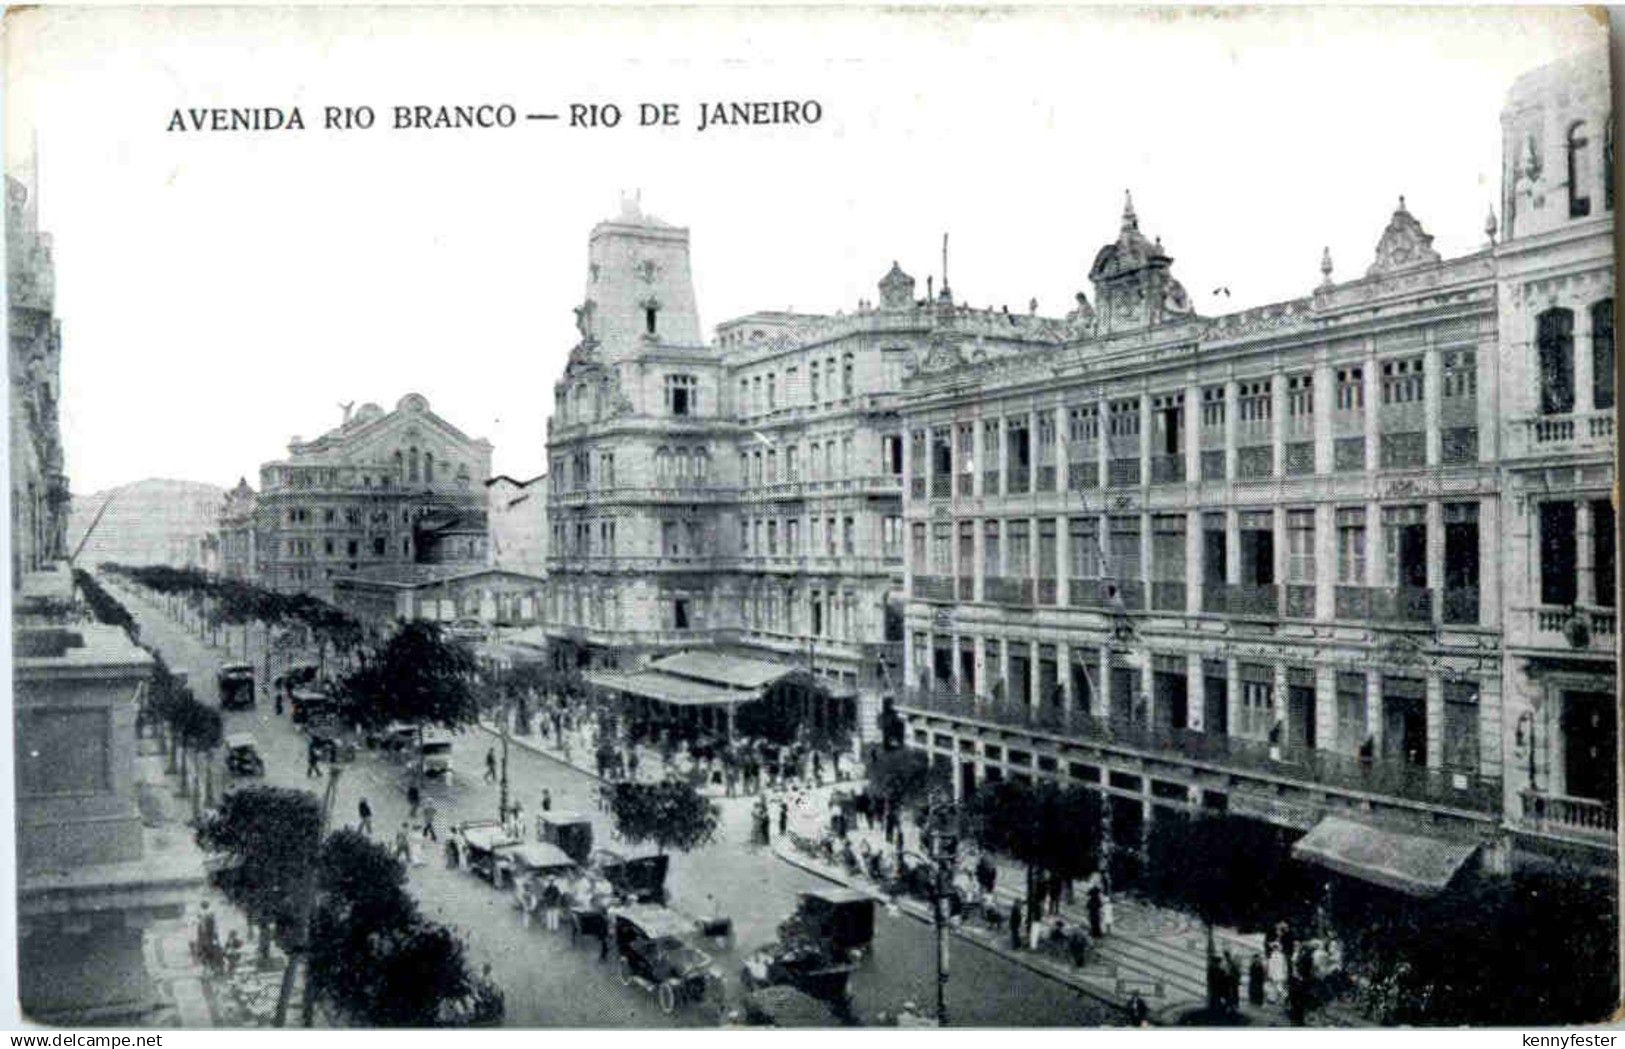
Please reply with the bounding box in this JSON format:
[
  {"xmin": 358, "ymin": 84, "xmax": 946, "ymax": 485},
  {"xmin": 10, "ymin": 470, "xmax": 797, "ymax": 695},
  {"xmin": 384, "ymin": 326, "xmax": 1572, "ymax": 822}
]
[
  {"xmin": 235, "ymin": 394, "xmax": 493, "ymax": 600},
  {"xmin": 545, "ymin": 199, "xmax": 1062, "ymax": 733},
  {"xmin": 487, "ymin": 472, "xmax": 549, "ymax": 576},
  {"xmin": 218, "ymin": 476, "xmax": 258, "ymax": 581},
  {"xmin": 8, "ymin": 162, "xmax": 69, "ymax": 584},
  {"xmin": 895, "ymin": 48, "xmax": 1615, "ymax": 881}
]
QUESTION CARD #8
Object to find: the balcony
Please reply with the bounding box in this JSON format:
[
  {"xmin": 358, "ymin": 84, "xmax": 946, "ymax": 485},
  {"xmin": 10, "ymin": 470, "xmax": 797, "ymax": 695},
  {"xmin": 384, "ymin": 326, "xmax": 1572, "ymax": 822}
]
[
  {"xmin": 1372, "ymin": 586, "xmax": 1433, "ymax": 624},
  {"xmin": 1517, "ymin": 605, "xmax": 1618, "ymax": 653},
  {"xmin": 1038, "ymin": 578, "xmax": 1058, "ymax": 606},
  {"xmin": 931, "ymin": 475, "xmax": 951, "ymax": 500},
  {"xmin": 910, "ymin": 477, "xmax": 925, "ymax": 500},
  {"xmin": 1151, "ymin": 581, "xmax": 1186, "ymax": 612},
  {"xmin": 958, "ymin": 575, "xmax": 975, "ymax": 601},
  {"xmin": 957, "ymin": 473, "xmax": 974, "ymax": 497},
  {"xmin": 1203, "ymin": 583, "xmax": 1279, "ymax": 616},
  {"xmin": 1150, "ymin": 454, "xmax": 1185, "ymax": 485},
  {"xmin": 1008, "ymin": 467, "xmax": 1031, "ymax": 495},
  {"xmin": 1512, "ymin": 410, "xmax": 1616, "ymax": 458},
  {"xmin": 984, "ymin": 469, "xmax": 1000, "ymax": 497},
  {"xmin": 1520, "ymin": 789, "xmax": 1616, "ymax": 842},
  {"xmin": 1070, "ymin": 577, "xmax": 1108, "ymax": 609},
  {"xmin": 1284, "ymin": 584, "xmax": 1316, "ymax": 619},
  {"xmin": 1037, "ymin": 465, "xmax": 1057, "ymax": 492},
  {"xmin": 1442, "ymin": 586, "xmax": 1480, "ymax": 626},
  {"xmin": 984, "ymin": 576, "xmax": 1028, "ymax": 606},
  {"xmin": 1069, "ymin": 460, "xmax": 1099, "ymax": 490},
  {"xmin": 898, "ymin": 687, "xmax": 1501, "ymax": 816},
  {"xmin": 912, "ymin": 575, "xmax": 956, "ymax": 603}
]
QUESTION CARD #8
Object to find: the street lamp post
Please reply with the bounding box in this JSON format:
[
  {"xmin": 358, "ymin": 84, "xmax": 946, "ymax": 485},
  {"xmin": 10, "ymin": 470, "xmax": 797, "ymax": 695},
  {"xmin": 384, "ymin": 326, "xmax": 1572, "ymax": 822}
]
[{"xmin": 922, "ymin": 794, "xmax": 959, "ymax": 1027}]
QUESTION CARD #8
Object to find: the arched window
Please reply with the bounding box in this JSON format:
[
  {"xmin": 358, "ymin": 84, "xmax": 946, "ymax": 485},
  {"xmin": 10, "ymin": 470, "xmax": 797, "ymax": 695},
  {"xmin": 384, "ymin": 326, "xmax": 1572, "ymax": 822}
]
[
  {"xmin": 393, "ymin": 449, "xmax": 403, "ymax": 482},
  {"xmin": 1592, "ymin": 299, "xmax": 1615, "ymax": 410},
  {"xmin": 1538, "ymin": 307, "xmax": 1576, "ymax": 415},
  {"xmin": 842, "ymin": 353, "xmax": 854, "ymax": 398},
  {"xmin": 1568, "ymin": 121, "xmax": 1592, "ymax": 219},
  {"xmin": 424, "ymin": 452, "xmax": 434, "ymax": 483},
  {"xmin": 655, "ymin": 446, "xmax": 670, "ymax": 482},
  {"xmin": 408, "ymin": 447, "xmax": 420, "ymax": 482}
]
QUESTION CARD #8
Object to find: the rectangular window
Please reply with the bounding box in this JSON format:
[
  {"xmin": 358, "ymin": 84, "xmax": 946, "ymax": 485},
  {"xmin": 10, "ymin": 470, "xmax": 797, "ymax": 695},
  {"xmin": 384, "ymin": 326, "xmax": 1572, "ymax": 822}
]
[
  {"xmin": 1540, "ymin": 501, "xmax": 1579, "ymax": 605},
  {"xmin": 1109, "ymin": 515, "xmax": 1142, "ymax": 584},
  {"xmin": 1594, "ymin": 300, "xmax": 1616, "ymax": 410},
  {"xmin": 1538, "ymin": 310, "xmax": 1576, "ymax": 415},
  {"xmin": 844, "ymin": 517, "xmax": 856, "ymax": 556},
  {"xmin": 1239, "ymin": 665, "xmax": 1273, "ymax": 740},
  {"xmin": 1287, "ymin": 510, "xmax": 1315, "ymax": 583},
  {"xmin": 1441, "ymin": 349, "xmax": 1477, "ymax": 400},
  {"xmin": 1008, "ymin": 520, "xmax": 1031, "ymax": 578},
  {"xmin": 959, "ymin": 521, "xmax": 975, "ymax": 582},
  {"xmin": 932, "ymin": 522, "xmax": 951, "ymax": 573},
  {"xmin": 1336, "ymin": 367, "xmax": 1365, "ymax": 412},
  {"xmin": 665, "ymin": 374, "xmax": 697, "ymax": 416},
  {"xmin": 1070, "ymin": 517, "xmax": 1100, "ymax": 578},
  {"xmin": 984, "ymin": 520, "xmax": 1002, "ymax": 578},
  {"xmin": 1337, "ymin": 508, "xmax": 1366, "ymax": 583},
  {"xmin": 1381, "ymin": 358, "xmax": 1425, "ymax": 405},
  {"xmin": 1152, "ymin": 514, "xmax": 1186, "ymax": 581},
  {"xmin": 911, "ymin": 523, "xmax": 927, "ymax": 573},
  {"xmin": 767, "ymin": 372, "xmax": 777, "ymax": 410},
  {"xmin": 1383, "ymin": 505, "xmax": 1428, "ymax": 589},
  {"xmin": 1594, "ymin": 499, "xmax": 1616, "ymax": 608},
  {"xmin": 1442, "ymin": 680, "xmax": 1479, "ymax": 774},
  {"xmin": 983, "ymin": 422, "xmax": 1001, "ymax": 494}
]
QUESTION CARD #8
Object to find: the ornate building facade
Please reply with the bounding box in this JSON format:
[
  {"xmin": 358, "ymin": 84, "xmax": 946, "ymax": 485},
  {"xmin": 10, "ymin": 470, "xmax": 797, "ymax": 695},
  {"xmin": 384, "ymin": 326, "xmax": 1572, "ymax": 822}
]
[
  {"xmin": 8, "ymin": 165, "xmax": 69, "ymax": 584},
  {"xmin": 225, "ymin": 394, "xmax": 493, "ymax": 600},
  {"xmin": 896, "ymin": 49, "xmax": 1615, "ymax": 877}
]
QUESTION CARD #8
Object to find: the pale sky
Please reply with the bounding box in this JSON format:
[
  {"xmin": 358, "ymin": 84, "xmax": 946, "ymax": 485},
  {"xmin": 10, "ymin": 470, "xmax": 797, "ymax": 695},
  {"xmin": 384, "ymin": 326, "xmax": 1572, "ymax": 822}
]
[{"xmin": 4, "ymin": 6, "xmax": 1605, "ymax": 495}]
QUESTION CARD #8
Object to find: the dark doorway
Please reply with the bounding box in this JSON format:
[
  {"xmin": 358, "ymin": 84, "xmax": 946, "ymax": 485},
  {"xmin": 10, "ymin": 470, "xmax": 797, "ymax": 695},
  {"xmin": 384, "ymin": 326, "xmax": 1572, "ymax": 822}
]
[
  {"xmin": 961, "ymin": 760, "xmax": 978, "ymax": 800},
  {"xmin": 1287, "ymin": 683, "xmax": 1316, "ymax": 751},
  {"xmin": 1111, "ymin": 666, "xmax": 1139, "ymax": 725},
  {"xmin": 1204, "ymin": 667, "xmax": 1229, "ymax": 736},
  {"xmin": 1382, "ymin": 682, "xmax": 1426, "ymax": 767},
  {"xmin": 1562, "ymin": 691, "xmax": 1618, "ymax": 803},
  {"xmin": 1154, "ymin": 670, "xmax": 1188, "ymax": 733},
  {"xmin": 1072, "ymin": 662, "xmax": 1093, "ymax": 716},
  {"xmin": 959, "ymin": 646, "xmax": 976, "ymax": 695}
]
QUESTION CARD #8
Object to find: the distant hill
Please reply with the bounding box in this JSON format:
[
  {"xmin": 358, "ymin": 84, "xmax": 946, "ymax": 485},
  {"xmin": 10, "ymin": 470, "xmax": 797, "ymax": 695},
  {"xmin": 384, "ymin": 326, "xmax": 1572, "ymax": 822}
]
[{"xmin": 67, "ymin": 478, "xmax": 225, "ymax": 568}]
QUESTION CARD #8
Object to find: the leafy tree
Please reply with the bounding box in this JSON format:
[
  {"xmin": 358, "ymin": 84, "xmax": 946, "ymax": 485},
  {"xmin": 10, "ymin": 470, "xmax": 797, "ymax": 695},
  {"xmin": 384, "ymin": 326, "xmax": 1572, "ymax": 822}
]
[
  {"xmin": 865, "ymin": 746, "xmax": 944, "ymax": 813},
  {"xmin": 607, "ymin": 779, "xmax": 720, "ymax": 856},
  {"xmin": 340, "ymin": 621, "xmax": 480, "ymax": 784},
  {"xmin": 962, "ymin": 779, "xmax": 1103, "ymax": 926},
  {"xmin": 1326, "ymin": 864, "xmax": 1617, "ymax": 1025},
  {"xmin": 195, "ymin": 785, "xmax": 324, "ymax": 966},
  {"xmin": 1142, "ymin": 813, "xmax": 1312, "ymax": 936},
  {"xmin": 309, "ymin": 829, "xmax": 504, "ymax": 1027}
]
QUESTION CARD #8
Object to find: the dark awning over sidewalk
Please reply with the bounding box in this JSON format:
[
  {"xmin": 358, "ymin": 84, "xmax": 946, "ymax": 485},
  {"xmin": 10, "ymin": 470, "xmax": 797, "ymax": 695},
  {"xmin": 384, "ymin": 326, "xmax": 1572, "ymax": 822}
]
[{"xmin": 1291, "ymin": 816, "xmax": 1479, "ymax": 898}]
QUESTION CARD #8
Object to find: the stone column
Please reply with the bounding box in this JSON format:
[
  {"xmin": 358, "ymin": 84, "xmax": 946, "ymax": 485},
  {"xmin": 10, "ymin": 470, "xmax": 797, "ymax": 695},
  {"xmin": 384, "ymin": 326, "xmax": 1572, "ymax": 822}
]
[
  {"xmin": 1224, "ymin": 378, "xmax": 1239, "ymax": 481},
  {"xmin": 973, "ymin": 420, "xmax": 987, "ymax": 499},
  {"xmin": 1314, "ymin": 665, "xmax": 1337, "ymax": 754},
  {"xmin": 1186, "ymin": 509, "xmax": 1203, "ymax": 614},
  {"xmin": 1366, "ymin": 499, "xmax": 1384, "ymax": 589},
  {"xmin": 1187, "ymin": 651, "xmax": 1206, "ymax": 731},
  {"xmin": 903, "ymin": 429, "xmax": 916, "ymax": 505},
  {"xmin": 951, "ymin": 630, "xmax": 964, "ymax": 694},
  {"xmin": 1365, "ymin": 668, "xmax": 1383, "ymax": 754},
  {"xmin": 1056, "ymin": 407, "xmax": 1069, "ymax": 493},
  {"xmin": 1272, "ymin": 505, "xmax": 1288, "ymax": 598},
  {"xmin": 1184, "ymin": 382, "xmax": 1202, "ymax": 483},
  {"xmin": 1576, "ymin": 306, "xmax": 1596, "ymax": 415},
  {"xmin": 1424, "ymin": 332, "xmax": 1442, "ymax": 467},
  {"xmin": 996, "ymin": 416, "xmax": 1009, "ymax": 499},
  {"xmin": 1425, "ymin": 674, "xmax": 1444, "ymax": 771},
  {"xmin": 1271, "ymin": 371, "xmax": 1286, "ymax": 478},
  {"xmin": 1140, "ymin": 510, "xmax": 1154, "ymax": 604},
  {"xmin": 1057, "ymin": 639, "xmax": 1072, "ymax": 715},
  {"xmin": 1363, "ymin": 337, "xmax": 1380, "ymax": 470},
  {"xmin": 1315, "ymin": 503, "xmax": 1336, "ymax": 620},
  {"xmin": 1031, "ymin": 513, "xmax": 1042, "ymax": 603},
  {"xmin": 973, "ymin": 517, "xmax": 986, "ymax": 604},
  {"xmin": 1272, "ymin": 663, "xmax": 1289, "ymax": 755},
  {"xmin": 1058, "ymin": 512, "xmax": 1072, "ymax": 607},
  {"xmin": 1427, "ymin": 499, "xmax": 1444, "ymax": 626},
  {"xmin": 1141, "ymin": 660, "xmax": 1157, "ymax": 732},
  {"xmin": 1314, "ymin": 358, "xmax": 1334, "ymax": 478},
  {"xmin": 999, "ymin": 637, "xmax": 1012, "ymax": 706},
  {"xmin": 1227, "ymin": 508, "xmax": 1241, "ymax": 586},
  {"xmin": 1480, "ymin": 498, "xmax": 1501, "ymax": 628},
  {"xmin": 1097, "ymin": 397, "xmax": 1110, "ymax": 490},
  {"xmin": 1139, "ymin": 392, "xmax": 1152, "ymax": 488},
  {"xmin": 1578, "ymin": 498, "xmax": 1596, "ymax": 606},
  {"xmin": 1226, "ymin": 658, "xmax": 1241, "ymax": 738},
  {"xmin": 1097, "ymin": 646, "xmax": 1112, "ymax": 722}
]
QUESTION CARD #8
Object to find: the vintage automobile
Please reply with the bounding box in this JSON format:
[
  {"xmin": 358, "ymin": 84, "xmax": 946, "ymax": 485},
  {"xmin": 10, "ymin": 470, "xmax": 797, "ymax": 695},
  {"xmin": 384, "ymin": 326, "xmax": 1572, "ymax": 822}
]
[
  {"xmin": 217, "ymin": 663, "xmax": 256, "ymax": 711},
  {"xmin": 447, "ymin": 820, "xmax": 521, "ymax": 882},
  {"xmin": 290, "ymin": 688, "xmax": 341, "ymax": 727},
  {"xmin": 496, "ymin": 841, "xmax": 578, "ymax": 892},
  {"xmin": 225, "ymin": 732, "xmax": 265, "ymax": 777},
  {"xmin": 447, "ymin": 618, "xmax": 488, "ymax": 643},
  {"xmin": 415, "ymin": 730, "xmax": 455, "ymax": 780},
  {"xmin": 590, "ymin": 848, "xmax": 670, "ymax": 905},
  {"xmin": 610, "ymin": 904, "xmax": 724, "ymax": 1016},
  {"xmin": 537, "ymin": 813, "xmax": 594, "ymax": 865},
  {"xmin": 739, "ymin": 888, "xmax": 876, "ymax": 1010},
  {"xmin": 367, "ymin": 722, "xmax": 418, "ymax": 753}
]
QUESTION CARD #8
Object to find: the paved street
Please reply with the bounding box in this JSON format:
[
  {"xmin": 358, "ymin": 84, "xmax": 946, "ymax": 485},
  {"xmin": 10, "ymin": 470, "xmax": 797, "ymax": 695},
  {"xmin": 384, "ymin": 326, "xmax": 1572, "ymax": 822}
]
[{"xmin": 115, "ymin": 577, "xmax": 1117, "ymax": 1027}]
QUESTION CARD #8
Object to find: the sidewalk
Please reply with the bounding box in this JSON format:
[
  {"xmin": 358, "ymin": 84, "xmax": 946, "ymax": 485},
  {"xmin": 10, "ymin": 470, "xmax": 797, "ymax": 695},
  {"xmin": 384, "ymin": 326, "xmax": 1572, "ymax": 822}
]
[{"xmin": 766, "ymin": 794, "xmax": 1373, "ymax": 1027}]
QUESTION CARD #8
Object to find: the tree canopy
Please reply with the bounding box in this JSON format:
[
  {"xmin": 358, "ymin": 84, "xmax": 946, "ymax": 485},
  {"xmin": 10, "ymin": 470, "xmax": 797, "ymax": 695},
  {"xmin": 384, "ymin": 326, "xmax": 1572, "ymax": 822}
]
[
  {"xmin": 865, "ymin": 747, "xmax": 946, "ymax": 813},
  {"xmin": 962, "ymin": 778, "xmax": 1102, "ymax": 886},
  {"xmin": 196, "ymin": 785, "xmax": 325, "ymax": 950},
  {"xmin": 340, "ymin": 620, "xmax": 480, "ymax": 734},
  {"xmin": 1141, "ymin": 812, "xmax": 1313, "ymax": 934},
  {"xmin": 607, "ymin": 779, "xmax": 720, "ymax": 856}
]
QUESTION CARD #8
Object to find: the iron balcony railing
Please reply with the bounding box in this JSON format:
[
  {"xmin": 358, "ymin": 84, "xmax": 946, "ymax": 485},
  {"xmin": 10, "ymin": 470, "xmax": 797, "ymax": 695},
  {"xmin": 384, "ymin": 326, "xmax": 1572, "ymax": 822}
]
[
  {"xmin": 912, "ymin": 575, "xmax": 956, "ymax": 603},
  {"xmin": 898, "ymin": 687, "xmax": 1501, "ymax": 815},
  {"xmin": 1150, "ymin": 454, "xmax": 1185, "ymax": 485}
]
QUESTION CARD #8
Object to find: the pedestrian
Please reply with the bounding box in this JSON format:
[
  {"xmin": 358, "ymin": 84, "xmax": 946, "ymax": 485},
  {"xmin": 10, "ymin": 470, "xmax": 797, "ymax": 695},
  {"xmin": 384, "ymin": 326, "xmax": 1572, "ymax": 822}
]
[
  {"xmin": 358, "ymin": 797, "xmax": 373, "ymax": 836},
  {"xmin": 274, "ymin": 686, "xmax": 284, "ymax": 717},
  {"xmin": 628, "ymin": 749, "xmax": 639, "ymax": 780},
  {"xmin": 1086, "ymin": 886, "xmax": 1104, "ymax": 938},
  {"xmin": 778, "ymin": 799, "xmax": 788, "ymax": 837},
  {"xmin": 1028, "ymin": 911, "xmax": 1044, "ymax": 952},
  {"xmin": 541, "ymin": 788, "xmax": 552, "ymax": 813},
  {"xmin": 1127, "ymin": 991, "xmax": 1150, "ymax": 1027},
  {"xmin": 1223, "ymin": 950, "xmax": 1242, "ymax": 1014},
  {"xmin": 195, "ymin": 901, "xmax": 220, "ymax": 973},
  {"xmin": 422, "ymin": 803, "xmax": 438, "ymax": 841},
  {"xmin": 407, "ymin": 784, "xmax": 421, "ymax": 820},
  {"xmin": 812, "ymin": 751, "xmax": 823, "ymax": 784},
  {"xmin": 306, "ymin": 738, "xmax": 321, "ymax": 778},
  {"xmin": 1009, "ymin": 899, "xmax": 1024, "ymax": 951},
  {"xmin": 542, "ymin": 876, "xmax": 562, "ymax": 932},
  {"xmin": 485, "ymin": 748, "xmax": 498, "ymax": 783},
  {"xmin": 1067, "ymin": 923, "xmax": 1089, "ymax": 968},
  {"xmin": 394, "ymin": 822, "xmax": 411, "ymax": 864},
  {"xmin": 1247, "ymin": 952, "xmax": 1266, "ymax": 1006},
  {"xmin": 1101, "ymin": 892, "xmax": 1116, "ymax": 936}
]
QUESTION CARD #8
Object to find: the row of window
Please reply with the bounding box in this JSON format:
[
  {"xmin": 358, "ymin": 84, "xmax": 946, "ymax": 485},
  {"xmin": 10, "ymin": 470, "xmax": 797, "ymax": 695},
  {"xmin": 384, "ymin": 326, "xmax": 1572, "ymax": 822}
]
[
  {"xmin": 280, "ymin": 535, "xmax": 408, "ymax": 559},
  {"xmin": 740, "ymin": 436, "xmax": 859, "ymax": 487},
  {"xmin": 741, "ymin": 584, "xmax": 863, "ymax": 641},
  {"xmin": 910, "ymin": 643, "xmax": 1483, "ymax": 774},
  {"xmin": 740, "ymin": 513, "xmax": 876, "ymax": 558},
  {"xmin": 552, "ymin": 519, "xmax": 618, "ymax": 559},
  {"xmin": 284, "ymin": 506, "xmax": 419, "ymax": 528},
  {"xmin": 736, "ymin": 352, "xmax": 856, "ymax": 417}
]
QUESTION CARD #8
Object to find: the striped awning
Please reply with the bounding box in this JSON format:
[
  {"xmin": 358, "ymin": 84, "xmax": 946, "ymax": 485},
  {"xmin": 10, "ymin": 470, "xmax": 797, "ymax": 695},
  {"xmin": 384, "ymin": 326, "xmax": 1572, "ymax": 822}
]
[{"xmin": 584, "ymin": 670, "xmax": 744, "ymax": 708}]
